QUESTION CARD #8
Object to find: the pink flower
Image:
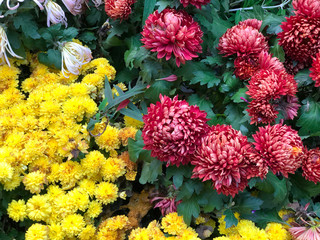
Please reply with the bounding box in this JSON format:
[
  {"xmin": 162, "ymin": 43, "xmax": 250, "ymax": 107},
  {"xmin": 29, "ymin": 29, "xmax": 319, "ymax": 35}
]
[
  {"xmin": 191, "ymin": 125, "xmax": 265, "ymax": 197},
  {"xmin": 179, "ymin": 0, "xmax": 210, "ymax": 9},
  {"xmin": 278, "ymin": 15, "xmax": 320, "ymax": 64},
  {"xmin": 218, "ymin": 23, "xmax": 268, "ymax": 57},
  {"xmin": 62, "ymin": 0, "xmax": 87, "ymax": 15},
  {"xmin": 302, "ymin": 148, "xmax": 320, "ymax": 183},
  {"xmin": 105, "ymin": 0, "xmax": 135, "ymax": 21},
  {"xmin": 293, "ymin": 0, "xmax": 320, "ymax": 18},
  {"xmin": 141, "ymin": 8, "xmax": 203, "ymax": 67},
  {"xmin": 310, "ymin": 52, "xmax": 320, "ymax": 87},
  {"xmin": 158, "ymin": 75, "xmax": 178, "ymax": 82},
  {"xmin": 289, "ymin": 226, "xmax": 320, "ymax": 240},
  {"xmin": 238, "ymin": 19, "xmax": 263, "ymax": 30},
  {"xmin": 253, "ymin": 123, "xmax": 304, "ymax": 178},
  {"xmin": 151, "ymin": 196, "xmax": 181, "ymax": 216},
  {"xmin": 142, "ymin": 95, "xmax": 209, "ymax": 167}
]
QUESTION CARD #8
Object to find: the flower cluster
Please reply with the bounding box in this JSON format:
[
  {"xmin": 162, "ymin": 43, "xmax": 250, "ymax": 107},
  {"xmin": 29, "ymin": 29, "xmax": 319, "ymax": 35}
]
[
  {"xmin": 278, "ymin": 0, "xmax": 320, "ymax": 65},
  {"xmin": 1, "ymin": 55, "xmax": 139, "ymax": 239},
  {"xmin": 215, "ymin": 213, "xmax": 291, "ymax": 240},
  {"xmin": 141, "ymin": 8, "xmax": 203, "ymax": 67}
]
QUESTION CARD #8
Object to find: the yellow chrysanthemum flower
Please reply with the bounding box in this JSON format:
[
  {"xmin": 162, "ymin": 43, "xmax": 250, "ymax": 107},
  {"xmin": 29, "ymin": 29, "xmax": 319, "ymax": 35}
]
[
  {"xmin": 82, "ymin": 73, "xmax": 104, "ymax": 90},
  {"xmin": 3, "ymin": 171, "xmax": 22, "ymax": 191},
  {"xmin": 25, "ymin": 223, "xmax": 49, "ymax": 240},
  {"xmin": 112, "ymin": 82, "xmax": 127, "ymax": 97},
  {"xmin": 81, "ymin": 58, "xmax": 116, "ymax": 81},
  {"xmin": 62, "ymin": 96, "xmax": 97, "ymax": 121},
  {"xmin": 67, "ymin": 188, "xmax": 90, "ymax": 212},
  {"xmin": 58, "ymin": 161, "xmax": 83, "ymax": 190},
  {"xmin": 100, "ymin": 215, "xmax": 130, "ymax": 231},
  {"xmin": 86, "ymin": 200, "xmax": 102, "ymax": 219},
  {"xmin": 95, "ymin": 124, "xmax": 120, "ymax": 152},
  {"xmin": 212, "ymin": 237, "xmax": 231, "ymax": 240},
  {"xmin": 97, "ymin": 228, "xmax": 119, "ymax": 240},
  {"xmin": 236, "ymin": 219, "xmax": 259, "ymax": 239},
  {"xmin": 124, "ymin": 115, "xmax": 144, "ymax": 129},
  {"xmin": 128, "ymin": 228, "xmax": 150, "ymax": 240},
  {"xmin": 81, "ymin": 150, "xmax": 106, "ymax": 179},
  {"xmin": 26, "ymin": 195, "xmax": 52, "ymax": 222},
  {"xmin": 0, "ymin": 161, "xmax": 13, "ymax": 182},
  {"xmin": 101, "ymin": 157, "xmax": 126, "ymax": 182},
  {"xmin": 78, "ymin": 179, "xmax": 96, "ymax": 197},
  {"xmin": 195, "ymin": 216, "xmax": 206, "ymax": 225},
  {"xmin": 61, "ymin": 214, "xmax": 85, "ymax": 237},
  {"xmin": 7, "ymin": 199, "xmax": 27, "ymax": 222},
  {"xmin": 78, "ymin": 224, "xmax": 96, "ymax": 240},
  {"xmin": 118, "ymin": 127, "xmax": 138, "ymax": 146},
  {"xmin": 47, "ymin": 185, "xmax": 65, "ymax": 199},
  {"xmin": 95, "ymin": 182, "xmax": 118, "ymax": 205},
  {"xmin": 265, "ymin": 223, "xmax": 290, "ymax": 240},
  {"xmin": 48, "ymin": 223, "xmax": 65, "ymax": 240},
  {"xmin": 0, "ymin": 65, "xmax": 20, "ymax": 92},
  {"xmin": 161, "ymin": 212, "xmax": 188, "ymax": 236},
  {"xmin": 177, "ymin": 227, "xmax": 201, "ymax": 240},
  {"xmin": 218, "ymin": 213, "xmax": 240, "ymax": 236},
  {"xmin": 23, "ymin": 171, "xmax": 47, "ymax": 194},
  {"xmin": 69, "ymin": 83, "xmax": 90, "ymax": 96}
]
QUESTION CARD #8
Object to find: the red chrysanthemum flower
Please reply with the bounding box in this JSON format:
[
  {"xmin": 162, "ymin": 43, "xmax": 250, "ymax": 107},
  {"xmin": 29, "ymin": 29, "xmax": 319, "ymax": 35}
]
[
  {"xmin": 218, "ymin": 24, "xmax": 268, "ymax": 57},
  {"xmin": 258, "ymin": 50, "xmax": 285, "ymax": 73},
  {"xmin": 253, "ymin": 123, "xmax": 304, "ymax": 177},
  {"xmin": 293, "ymin": 0, "xmax": 320, "ymax": 18},
  {"xmin": 179, "ymin": 0, "xmax": 210, "ymax": 9},
  {"xmin": 142, "ymin": 95, "xmax": 209, "ymax": 167},
  {"xmin": 105, "ymin": 0, "xmax": 135, "ymax": 21},
  {"xmin": 246, "ymin": 69, "xmax": 299, "ymax": 124},
  {"xmin": 278, "ymin": 15, "xmax": 320, "ymax": 64},
  {"xmin": 310, "ymin": 52, "xmax": 320, "ymax": 87},
  {"xmin": 238, "ymin": 19, "xmax": 263, "ymax": 30},
  {"xmin": 191, "ymin": 125, "xmax": 265, "ymax": 197},
  {"xmin": 141, "ymin": 8, "xmax": 203, "ymax": 67},
  {"xmin": 301, "ymin": 148, "xmax": 320, "ymax": 183}
]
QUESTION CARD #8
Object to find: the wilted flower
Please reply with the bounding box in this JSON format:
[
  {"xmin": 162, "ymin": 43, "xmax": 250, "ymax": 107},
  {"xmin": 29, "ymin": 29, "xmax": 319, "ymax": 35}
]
[
  {"xmin": 142, "ymin": 95, "xmax": 209, "ymax": 167},
  {"xmin": 292, "ymin": 0, "xmax": 320, "ymax": 18},
  {"xmin": 191, "ymin": 125, "xmax": 265, "ymax": 197},
  {"xmin": 310, "ymin": 52, "xmax": 320, "ymax": 87},
  {"xmin": 0, "ymin": 0, "xmax": 45, "ymax": 12},
  {"xmin": 179, "ymin": 0, "xmax": 210, "ymax": 9},
  {"xmin": 218, "ymin": 23, "xmax": 268, "ymax": 57},
  {"xmin": 151, "ymin": 196, "xmax": 181, "ymax": 216},
  {"xmin": 105, "ymin": 0, "xmax": 135, "ymax": 21},
  {"xmin": 62, "ymin": 0, "xmax": 87, "ymax": 15},
  {"xmin": 0, "ymin": 26, "xmax": 22, "ymax": 66},
  {"xmin": 60, "ymin": 41, "xmax": 92, "ymax": 77},
  {"xmin": 44, "ymin": 0, "xmax": 67, "ymax": 27},
  {"xmin": 278, "ymin": 15, "xmax": 320, "ymax": 64},
  {"xmin": 141, "ymin": 8, "xmax": 203, "ymax": 67},
  {"xmin": 252, "ymin": 123, "xmax": 304, "ymax": 177},
  {"xmin": 302, "ymin": 148, "xmax": 320, "ymax": 183},
  {"xmin": 289, "ymin": 226, "xmax": 320, "ymax": 240}
]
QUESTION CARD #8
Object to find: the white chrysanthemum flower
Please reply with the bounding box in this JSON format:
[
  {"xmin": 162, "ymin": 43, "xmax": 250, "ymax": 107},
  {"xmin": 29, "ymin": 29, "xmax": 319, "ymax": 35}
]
[
  {"xmin": 45, "ymin": 0, "xmax": 67, "ymax": 27},
  {"xmin": 62, "ymin": 0, "xmax": 87, "ymax": 16},
  {"xmin": 0, "ymin": 26, "xmax": 22, "ymax": 66},
  {"xmin": 92, "ymin": 0, "xmax": 103, "ymax": 7},
  {"xmin": 0, "ymin": 0, "xmax": 45, "ymax": 11},
  {"xmin": 60, "ymin": 41, "xmax": 92, "ymax": 77}
]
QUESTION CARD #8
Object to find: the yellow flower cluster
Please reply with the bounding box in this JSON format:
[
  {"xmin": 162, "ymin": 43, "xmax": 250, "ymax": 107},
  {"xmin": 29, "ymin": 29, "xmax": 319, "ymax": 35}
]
[
  {"xmin": 1, "ymin": 57, "xmax": 139, "ymax": 240},
  {"xmin": 215, "ymin": 214, "xmax": 291, "ymax": 240},
  {"xmin": 129, "ymin": 212, "xmax": 201, "ymax": 240}
]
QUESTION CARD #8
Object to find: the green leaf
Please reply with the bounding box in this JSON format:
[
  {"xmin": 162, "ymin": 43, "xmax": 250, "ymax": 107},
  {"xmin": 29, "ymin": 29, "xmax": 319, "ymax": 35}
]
[
  {"xmin": 190, "ymin": 71, "xmax": 220, "ymax": 88},
  {"xmin": 86, "ymin": 8, "xmax": 102, "ymax": 26},
  {"xmin": 223, "ymin": 209, "xmax": 238, "ymax": 228},
  {"xmin": 231, "ymin": 88, "xmax": 248, "ymax": 103},
  {"xmin": 145, "ymin": 81, "xmax": 172, "ymax": 103},
  {"xmin": 200, "ymin": 185, "xmax": 225, "ymax": 212},
  {"xmin": 124, "ymin": 47, "xmax": 149, "ymax": 69},
  {"xmin": 13, "ymin": 12, "xmax": 40, "ymax": 39},
  {"xmin": 295, "ymin": 69, "xmax": 313, "ymax": 87},
  {"xmin": 201, "ymin": 55, "xmax": 226, "ymax": 66},
  {"xmin": 270, "ymin": 39, "xmax": 285, "ymax": 62},
  {"xmin": 38, "ymin": 49, "xmax": 62, "ymax": 69},
  {"xmin": 177, "ymin": 196, "xmax": 200, "ymax": 225},
  {"xmin": 188, "ymin": 94, "xmax": 215, "ymax": 119},
  {"xmin": 128, "ymin": 131, "xmax": 144, "ymax": 162},
  {"xmin": 139, "ymin": 159, "xmax": 162, "ymax": 184},
  {"xmin": 225, "ymin": 103, "xmax": 247, "ymax": 129},
  {"xmin": 142, "ymin": 0, "xmax": 157, "ymax": 26},
  {"xmin": 297, "ymin": 98, "xmax": 320, "ymax": 136},
  {"xmin": 233, "ymin": 192, "xmax": 263, "ymax": 215},
  {"xmin": 62, "ymin": 27, "xmax": 79, "ymax": 41},
  {"xmin": 290, "ymin": 172, "xmax": 320, "ymax": 199},
  {"xmin": 243, "ymin": 209, "xmax": 283, "ymax": 228},
  {"xmin": 261, "ymin": 13, "xmax": 286, "ymax": 34}
]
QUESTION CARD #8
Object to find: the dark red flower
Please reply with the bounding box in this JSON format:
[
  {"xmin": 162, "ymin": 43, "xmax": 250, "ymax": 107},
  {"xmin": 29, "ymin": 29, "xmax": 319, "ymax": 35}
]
[
  {"xmin": 253, "ymin": 123, "xmax": 304, "ymax": 177},
  {"xmin": 179, "ymin": 0, "xmax": 210, "ymax": 9},
  {"xmin": 234, "ymin": 55, "xmax": 259, "ymax": 80},
  {"xmin": 141, "ymin": 8, "xmax": 203, "ymax": 67},
  {"xmin": 278, "ymin": 15, "xmax": 320, "ymax": 64},
  {"xmin": 191, "ymin": 125, "xmax": 265, "ymax": 197},
  {"xmin": 302, "ymin": 148, "xmax": 320, "ymax": 183},
  {"xmin": 105, "ymin": 0, "xmax": 135, "ymax": 21},
  {"xmin": 292, "ymin": 0, "xmax": 320, "ymax": 18},
  {"xmin": 218, "ymin": 24, "xmax": 268, "ymax": 57},
  {"xmin": 142, "ymin": 95, "xmax": 209, "ymax": 167},
  {"xmin": 310, "ymin": 51, "xmax": 320, "ymax": 87}
]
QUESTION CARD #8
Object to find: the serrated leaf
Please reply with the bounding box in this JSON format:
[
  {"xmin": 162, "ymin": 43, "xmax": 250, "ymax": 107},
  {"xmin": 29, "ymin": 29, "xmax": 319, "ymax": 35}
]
[
  {"xmin": 297, "ymin": 98, "xmax": 320, "ymax": 136},
  {"xmin": 233, "ymin": 192, "xmax": 263, "ymax": 215},
  {"xmin": 225, "ymin": 103, "xmax": 247, "ymax": 129},
  {"xmin": 128, "ymin": 131, "xmax": 144, "ymax": 162},
  {"xmin": 188, "ymin": 94, "xmax": 215, "ymax": 119},
  {"xmin": 224, "ymin": 209, "xmax": 238, "ymax": 228},
  {"xmin": 62, "ymin": 27, "xmax": 79, "ymax": 41},
  {"xmin": 38, "ymin": 49, "xmax": 61, "ymax": 69},
  {"xmin": 242, "ymin": 209, "xmax": 283, "ymax": 228},
  {"xmin": 177, "ymin": 196, "xmax": 200, "ymax": 225},
  {"xmin": 290, "ymin": 172, "xmax": 320, "ymax": 199},
  {"xmin": 13, "ymin": 13, "xmax": 40, "ymax": 39},
  {"xmin": 142, "ymin": 0, "xmax": 157, "ymax": 25},
  {"xmin": 231, "ymin": 88, "xmax": 248, "ymax": 103},
  {"xmin": 190, "ymin": 71, "xmax": 220, "ymax": 88},
  {"xmin": 201, "ymin": 187, "xmax": 225, "ymax": 212},
  {"xmin": 295, "ymin": 69, "xmax": 313, "ymax": 87},
  {"xmin": 139, "ymin": 159, "xmax": 162, "ymax": 184},
  {"xmin": 270, "ymin": 39, "xmax": 285, "ymax": 62},
  {"xmin": 261, "ymin": 13, "xmax": 286, "ymax": 34},
  {"xmin": 201, "ymin": 55, "xmax": 226, "ymax": 66}
]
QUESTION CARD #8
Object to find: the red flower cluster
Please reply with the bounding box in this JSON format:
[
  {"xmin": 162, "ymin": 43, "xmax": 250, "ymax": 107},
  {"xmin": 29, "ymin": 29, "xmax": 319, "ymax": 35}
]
[
  {"xmin": 218, "ymin": 20, "xmax": 268, "ymax": 58},
  {"xmin": 179, "ymin": 0, "xmax": 210, "ymax": 9},
  {"xmin": 253, "ymin": 123, "xmax": 304, "ymax": 177},
  {"xmin": 142, "ymin": 95, "xmax": 209, "ymax": 167},
  {"xmin": 105, "ymin": 0, "xmax": 135, "ymax": 21},
  {"xmin": 302, "ymin": 148, "xmax": 320, "ymax": 183},
  {"xmin": 310, "ymin": 52, "xmax": 320, "ymax": 87},
  {"xmin": 191, "ymin": 125, "xmax": 265, "ymax": 197},
  {"xmin": 141, "ymin": 8, "xmax": 203, "ymax": 67},
  {"xmin": 292, "ymin": 0, "xmax": 320, "ymax": 18}
]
